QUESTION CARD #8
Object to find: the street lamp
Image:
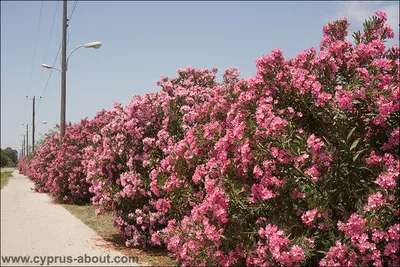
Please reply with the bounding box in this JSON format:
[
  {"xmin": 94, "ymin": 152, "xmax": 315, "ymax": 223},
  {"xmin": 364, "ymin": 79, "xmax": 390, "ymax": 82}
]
[
  {"xmin": 41, "ymin": 64, "xmax": 61, "ymax": 72},
  {"xmin": 41, "ymin": 41, "xmax": 102, "ymax": 72},
  {"xmin": 41, "ymin": 41, "xmax": 102, "ymax": 143}
]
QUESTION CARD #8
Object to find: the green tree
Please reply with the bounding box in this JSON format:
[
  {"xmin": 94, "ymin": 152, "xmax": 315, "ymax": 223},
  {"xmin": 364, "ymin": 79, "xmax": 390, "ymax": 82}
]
[
  {"xmin": 0, "ymin": 150, "xmax": 10, "ymax": 167},
  {"xmin": 1, "ymin": 147, "xmax": 18, "ymax": 166}
]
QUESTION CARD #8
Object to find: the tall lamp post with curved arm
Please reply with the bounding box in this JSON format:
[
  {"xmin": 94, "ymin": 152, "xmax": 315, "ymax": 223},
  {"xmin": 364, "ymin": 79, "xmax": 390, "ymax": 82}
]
[{"xmin": 41, "ymin": 41, "xmax": 102, "ymax": 143}]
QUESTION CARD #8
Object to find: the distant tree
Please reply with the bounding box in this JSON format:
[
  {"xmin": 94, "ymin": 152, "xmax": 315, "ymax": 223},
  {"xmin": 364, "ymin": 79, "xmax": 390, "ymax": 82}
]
[
  {"xmin": 1, "ymin": 147, "xmax": 18, "ymax": 166},
  {"xmin": 0, "ymin": 150, "xmax": 10, "ymax": 167}
]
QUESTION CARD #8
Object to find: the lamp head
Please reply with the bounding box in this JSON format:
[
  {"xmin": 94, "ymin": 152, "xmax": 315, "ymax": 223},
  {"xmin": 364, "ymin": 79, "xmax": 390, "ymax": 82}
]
[
  {"xmin": 84, "ymin": 41, "xmax": 102, "ymax": 49},
  {"xmin": 41, "ymin": 64, "xmax": 52, "ymax": 69}
]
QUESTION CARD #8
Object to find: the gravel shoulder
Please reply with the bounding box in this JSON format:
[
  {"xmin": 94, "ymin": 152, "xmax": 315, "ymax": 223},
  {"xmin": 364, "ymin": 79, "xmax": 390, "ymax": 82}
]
[{"xmin": 0, "ymin": 171, "xmax": 139, "ymax": 266}]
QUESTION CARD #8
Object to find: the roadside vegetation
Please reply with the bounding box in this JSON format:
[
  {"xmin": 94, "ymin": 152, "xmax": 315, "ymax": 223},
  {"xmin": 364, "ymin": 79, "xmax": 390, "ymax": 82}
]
[
  {"xmin": 61, "ymin": 203, "xmax": 176, "ymax": 266},
  {"xmin": 1, "ymin": 171, "xmax": 13, "ymax": 189},
  {"xmin": 19, "ymin": 12, "xmax": 399, "ymax": 266},
  {"xmin": 0, "ymin": 148, "xmax": 18, "ymax": 167}
]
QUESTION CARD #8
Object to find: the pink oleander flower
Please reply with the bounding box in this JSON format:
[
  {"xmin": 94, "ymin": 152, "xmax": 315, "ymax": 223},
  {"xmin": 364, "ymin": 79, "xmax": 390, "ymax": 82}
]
[
  {"xmin": 301, "ymin": 209, "xmax": 318, "ymax": 227},
  {"xmin": 364, "ymin": 192, "xmax": 386, "ymax": 212},
  {"xmin": 305, "ymin": 166, "xmax": 320, "ymax": 182},
  {"xmin": 291, "ymin": 188, "xmax": 306, "ymax": 199},
  {"xmin": 375, "ymin": 11, "xmax": 387, "ymax": 21},
  {"xmin": 307, "ymin": 134, "xmax": 324, "ymax": 154},
  {"xmin": 334, "ymin": 86, "xmax": 354, "ymax": 111},
  {"xmin": 376, "ymin": 172, "xmax": 397, "ymax": 189},
  {"xmin": 338, "ymin": 213, "xmax": 367, "ymax": 237}
]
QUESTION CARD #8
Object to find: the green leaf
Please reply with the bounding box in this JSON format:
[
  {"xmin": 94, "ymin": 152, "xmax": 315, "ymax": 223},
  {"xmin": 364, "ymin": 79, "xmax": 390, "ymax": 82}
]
[
  {"xmin": 353, "ymin": 148, "xmax": 368, "ymax": 162},
  {"xmin": 295, "ymin": 135, "xmax": 303, "ymax": 141},
  {"xmin": 350, "ymin": 138, "xmax": 360, "ymax": 151},
  {"xmin": 353, "ymin": 152, "xmax": 361, "ymax": 162},
  {"xmin": 358, "ymin": 166, "xmax": 373, "ymax": 173},
  {"xmin": 347, "ymin": 127, "xmax": 357, "ymax": 142}
]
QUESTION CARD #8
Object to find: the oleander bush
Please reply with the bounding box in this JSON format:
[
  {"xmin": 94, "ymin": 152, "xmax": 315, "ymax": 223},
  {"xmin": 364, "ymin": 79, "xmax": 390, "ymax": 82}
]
[
  {"xmin": 19, "ymin": 11, "xmax": 399, "ymax": 266},
  {"xmin": 83, "ymin": 66, "xmax": 220, "ymax": 247},
  {"xmin": 21, "ymin": 109, "xmax": 115, "ymax": 204}
]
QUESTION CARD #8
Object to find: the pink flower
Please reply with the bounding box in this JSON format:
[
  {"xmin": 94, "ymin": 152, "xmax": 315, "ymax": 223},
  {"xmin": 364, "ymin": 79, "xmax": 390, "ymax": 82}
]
[
  {"xmin": 302, "ymin": 237, "xmax": 315, "ymax": 249},
  {"xmin": 305, "ymin": 166, "xmax": 320, "ymax": 182},
  {"xmin": 383, "ymin": 129, "xmax": 399, "ymax": 151},
  {"xmin": 337, "ymin": 213, "xmax": 367, "ymax": 237},
  {"xmin": 253, "ymin": 165, "xmax": 264, "ymax": 178},
  {"xmin": 334, "ymin": 86, "xmax": 354, "ymax": 111},
  {"xmin": 375, "ymin": 11, "xmax": 387, "ymax": 21},
  {"xmin": 387, "ymin": 224, "xmax": 400, "ymax": 241},
  {"xmin": 376, "ymin": 172, "xmax": 397, "ymax": 189},
  {"xmin": 289, "ymin": 245, "xmax": 305, "ymax": 262},
  {"xmin": 301, "ymin": 209, "xmax": 318, "ymax": 227},
  {"xmin": 291, "ymin": 188, "xmax": 306, "ymax": 199},
  {"xmin": 307, "ymin": 134, "xmax": 324, "ymax": 154},
  {"xmin": 364, "ymin": 192, "xmax": 386, "ymax": 212},
  {"xmin": 95, "ymin": 208, "xmax": 105, "ymax": 215},
  {"xmin": 384, "ymin": 242, "xmax": 399, "ymax": 257},
  {"xmin": 204, "ymin": 223, "xmax": 220, "ymax": 242}
]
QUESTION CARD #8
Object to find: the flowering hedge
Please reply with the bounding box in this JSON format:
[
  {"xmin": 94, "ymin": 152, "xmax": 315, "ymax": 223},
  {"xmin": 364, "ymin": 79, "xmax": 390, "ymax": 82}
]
[
  {"xmin": 83, "ymin": 67, "xmax": 220, "ymax": 247},
  {"xmin": 20, "ymin": 12, "xmax": 399, "ymax": 266},
  {"xmin": 20, "ymin": 109, "xmax": 114, "ymax": 204}
]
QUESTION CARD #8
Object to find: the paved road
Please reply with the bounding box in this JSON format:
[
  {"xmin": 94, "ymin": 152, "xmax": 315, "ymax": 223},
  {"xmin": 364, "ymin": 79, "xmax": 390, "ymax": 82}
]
[{"xmin": 1, "ymin": 171, "xmax": 139, "ymax": 266}]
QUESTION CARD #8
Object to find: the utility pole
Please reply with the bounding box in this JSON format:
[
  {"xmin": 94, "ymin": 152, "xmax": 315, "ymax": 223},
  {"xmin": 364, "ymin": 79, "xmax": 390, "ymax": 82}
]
[
  {"xmin": 60, "ymin": 0, "xmax": 67, "ymax": 144},
  {"xmin": 26, "ymin": 124, "xmax": 29, "ymax": 156},
  {"xmin": 27, "ymin": 96, "xmax": 39, "ymax": 152},
  {"xmin": 22, "ymin": 135, "xmax": 25, "ymax": 157},
  {"xmin": 32, "ymin": 96, "xmax": 35, "ymax": 152}
]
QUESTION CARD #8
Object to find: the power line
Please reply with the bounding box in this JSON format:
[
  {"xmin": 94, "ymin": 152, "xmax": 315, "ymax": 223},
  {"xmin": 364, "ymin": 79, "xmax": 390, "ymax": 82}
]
[
  {"xmin": 68, "ymin": 1, "xmax": 78, "ymax": 22},
  {"xmin": 35, "ymin": 43, "xmax": 62, "ymax": 113},
  {"xmin": 26, "ymin": 1, "xmax": 44, "ymax": 97},
  {"xmin": 36, "ymin": 1, "xmax": 78, "ymax": 114},
  {"xmin": 65, "ymin": 1, "xmax": 78, "ymax": 48},
  {"xmin": 36, "ymin": 0, "xmax": 79, "ymax": 114},
  {"xmin": 39, "ymin": 1, "xmax": 60, "ymax": 79}
]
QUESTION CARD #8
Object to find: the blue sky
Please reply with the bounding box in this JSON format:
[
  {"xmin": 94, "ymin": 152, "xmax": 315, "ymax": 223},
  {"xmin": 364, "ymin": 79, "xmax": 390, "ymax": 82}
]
[{"xmin": 1, "ymin": 1, "xmax": 399, "ymax": 152}]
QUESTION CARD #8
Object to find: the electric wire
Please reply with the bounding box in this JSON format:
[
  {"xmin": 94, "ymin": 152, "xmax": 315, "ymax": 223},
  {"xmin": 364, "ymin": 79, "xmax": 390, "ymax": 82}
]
[
  {"xmin": 26, "ymin": 1, "xmax": 44, "ymax": 97},
  {"xmin": 39, "ymin": 1, "xmax": 60, "ymax": 79},
  {"xmin": 68, "ymin": 1, "xmax": 78, "ymax": 22},
  {"xmin": 36, "ymin": 1, "xmax": 79, "ymax": 113},
  {"xmin": 35, "ymin": 43, "xmax": 62, "ymax": 113}
]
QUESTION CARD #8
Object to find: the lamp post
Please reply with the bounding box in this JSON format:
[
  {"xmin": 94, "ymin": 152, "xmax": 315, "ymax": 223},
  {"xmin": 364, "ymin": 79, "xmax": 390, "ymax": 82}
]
[
  {"xmin": 41, "ymin": 41, "xmax": 102, "ymax": 72},
  {"xmin": 41, "ymin": 41, "xmax": 102, "ymax": 143}
]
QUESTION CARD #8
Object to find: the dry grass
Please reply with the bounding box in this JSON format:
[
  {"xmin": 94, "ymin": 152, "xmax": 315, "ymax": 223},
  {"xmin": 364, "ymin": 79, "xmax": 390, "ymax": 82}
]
[
  {"xmin": 61, "ymin": 204, "xmax": 116, "ymax": 236},
  {"xmin": 0, "ymin": 171, "xmax": 13, "ymax": 190},
  {"xmin": 61, "ymin": 203, "xmax": 177, "ymax": 266}
]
